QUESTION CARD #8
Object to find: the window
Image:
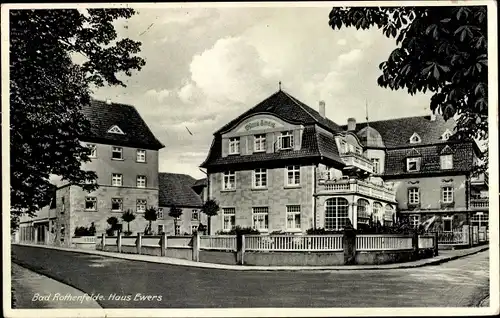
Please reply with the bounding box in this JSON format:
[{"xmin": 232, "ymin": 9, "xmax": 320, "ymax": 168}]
[
  {"xmin": 409, "ymin": 215, "xmax": 420, "ymax": 228},
  {"xmin": 136, "ymin": 175, "xmax": 147, "ymax": 188},
  {"xmin": 191, "ymin": 210, "xmax": 199, "ymax": 221},
  {"xmin": 85, "ymin": 197, "xmax": 97, "ymax": 211},
  {"xmin": 112, "ymin": 173, "xmax": 123, "ymax": 186},
  {"xmin": 443, "ymin": 216, "xmax": 453, "ymax": 232},
  {"xmin": 111, "ymin": 198, "xmax": 123, "ymax": 212},
  {"xmin": 407, "ymin": 157, "xmax": 421, "ymax": 172},
  {"xmin": 157, "ymin": 208, "xmax": 164, "ymax": 219},
  {"xmin": 112, "ymin": 147, "xmax": 123, "ymax": 160},
  {"xmin": 440, "ymin": 155, "xmax": 453, "ymax": 170},
  {"xmin": 158, "ymin": 224, "xmax": 165, "ymax": 234},
  {"xmin": 409, "ymin": 132, "xmax": 421, "ymax": 144},
  {"xmin": 229, "ymin": 137, "xmax": 240, "ymax": 154},
  {"xmin": 107, "ymin": 125, "xmax": 125, "ymax": 134},
  {"xmin": 136, "ymin": 149, "xmax": 146, "ymax": 162},
  {"xmin": 371, "ymin": 158, "xmax": 380, "ymax": 174},
  {"xmin": 286, "ymin": 205, "xmax": 301, "ymax": 230},
  {"xmin": 253, "ymin": 168, "xmax": 267, "ymax": 188},
  {"xmin": 471, "ymin": 212, "xmax": 488, "ymax": 228},
  {"xmin": 286, "ymin": 165, "xmax": 300, "ymax": 186},
  {"xmin": 372, "ymin": 202, "xmax": 383, "ymax": 223},
  {"xmin": 384, "ymin": 205, "xmax": 394, "ymax": 226},
  {"xmin": 325, "ymin": 198, "xmax": 349, "ymax": 231},
  {"xmin": 222, "ymin": 208, "xmax": 236, "ymax": 231},
  {"xmin": 357, "ymin": 199, "xmax": 370, "ymax": 224},
  {"xmin": 442, "ymin": 186, "xmax": 454, "ymax": 203},
  {"xmin": 191, "ymin": 225, "xmax": 199, "ymax": 234},
  {"xmin": 175, "ymin": 224, "xmax": 181, "ymax": 235},
  {"xmin": 408, "ymin": 188, "xmax": 420, "ymax": 205},
  {"xmin": 254, "ymin": 134, "xmax": 266, "ymax": 152},
  {"xmin": 441, "ymin": 129, "xmax": 452, "ymax": 140},
  {"xmin": 136, "ymin": 199, "xmax": 147, "ymax": 213},
  {"xmin": 252, "ymin": 207, "xmax": 269, "ymax": 230},
  {"xmin": 223, "ymin": 171, "xmax": 236, "ymax": 190},
  {"xmin": 279, "ymin": 131, "xmax": 294, "ymax": 150},
  {"xmin": 87, "ymin": 144, "xmax": 97, "ymax": 158}
]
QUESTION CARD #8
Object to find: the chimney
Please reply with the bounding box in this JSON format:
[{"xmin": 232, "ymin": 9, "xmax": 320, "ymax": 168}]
[
  {"xmin": 106, "ymin": 99, "xmax": 112, "ymax": 105},
  {"xmin": 430, "ymin": 111, "xmax": 436, "ymax": 121},
  {"xmin": 347, "ymin": 117, "xmax": 356, "ymax": 131},
  {"xmin": 319, "ymin": 100, "xmax": 326, "ymax": 118}
]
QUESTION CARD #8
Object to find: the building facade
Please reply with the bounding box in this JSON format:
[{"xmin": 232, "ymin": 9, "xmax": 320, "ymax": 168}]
[{"xmin": 201, "ymin": 89, "xmax": 488, "ymax": 234}]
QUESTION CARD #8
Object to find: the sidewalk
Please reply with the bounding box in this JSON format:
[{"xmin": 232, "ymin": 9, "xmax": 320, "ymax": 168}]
[
  {"xmin": 13, "ymin": 243, "xmax": 489, "ymax": 271},
  {"xmin": 11, "ymin": 262, "xmax": 102, "ymax": 309}
]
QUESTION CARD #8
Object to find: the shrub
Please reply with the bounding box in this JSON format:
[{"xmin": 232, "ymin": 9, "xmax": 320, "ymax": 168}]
[
  {"xmin": 74, "ymin": 226, "xmax": 93, "ymax": 237},
  {"xmin": 216, "ymin": 226, "xmax": 260, "ymax": 235},
  {"xmin": 306, "ymin": 228, "xmax": 343, "ymax": 235},
  {"xmin": 123, "ymin": 231, "xmax": 133, "ymax": 236}
]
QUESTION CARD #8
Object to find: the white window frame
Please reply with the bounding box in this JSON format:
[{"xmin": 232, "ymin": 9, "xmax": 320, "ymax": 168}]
[
  {"xmin": 408, "ymin": 188, "xmax": 420, "ymax": 205},
  {"xmin": 228, "ymin": 137, "xmax": 240, "ymax": 155},
  {"xmin": 278, "ymin": 131, "xmax": 294, "ymax": 150},
  {"xmin": 108, "ymin": 125, "xmax": 125, "ymax": 135},
  {"xmin": 222, "ymin": 171, "xmax": 236, "ymax": 190},
  {"xmin": 174, "ymin": 224, "xmax": 181, "ymax": 236},
  {"xmin": 409, "ymin": 132, "xmax": 421, "ymax": 144},
  {"xmin": 87, "ymin": 144, "xmax": 97, "ymax": 158},
  {"xmin": 286, "ymin": 205, "xmax": 301, "ymax": 230},
  {"xmin": 372, "ymin": 202, "xmax": 383, "ymax": 223},
  {"xmin": 442, "ymin": 215, "xmax": 453, "ymax": 232},
  {"xmin": 112, "ymin": 146, "xmax": 123, "ymax": 160},
  {"xmin": 442, "ymin": 186, "xmax": 454, "ymax": 203},
  {"xmin": 407, "ymin": 157, "xmax": 421, "ymax": 172},
  {"xmin": 85, "ymin": 197, "xmax": 97, "ymax": 211},
  {"xmin": 409, "ymin": 214, "xmax": 420, "ymax": 228},
  {"xmin": 136, "ymin": 175, "xmax": 147, "ymax": 188},
  {"xmin": 254, "ymin": 134, "xmax": 266, "ymax": 152},
  {"xmin": 191, "ymin": 224, "xmax": 199, "ymax": 234},
  {"xmin": 371, "ymin": 158, "xmax": 380, "ymax": 174},
  {"xmin": 324, "ymin": 198, "xmax": 349, "ymax": 231},
  {"xmin": 136, "ymin": 149, "xmax": 146, "ymax": 162},
  {"xmin": 136, "ymin": 199, "xmax": 147, "ymax": 213},
  {"xmin": 191, "ymin": 210, "xmax": 199, "ymax": 221},
  {"xmin": 222, "ymin": 208, "xmax": 236, "ymax": 231},
  {"xmin": 111, "ymin": 173, "xmax": 123, "ymax": 186},
  {"xmin": 441, "ymin": 129, "xmax": 452, "ymax": 140},
  {"xmin": 111, "ymin": 198, "xmax": 123, "ymax": 212},
  {"xmin": 252, "ymin": 207, "xmax": 269, "ymax": 231},
  {"xmin": 440, "ymin": 154, "xmax": 453, "ymax": 170},
  {"xmin": 286, "ymin": 165, "xmax": 301, "ymax": 186},
  {"xmin": 253, "ymin": 168, "xmax": 267, "ymax": 188},
  {"xmin": 157, "ymin": 208, "xmax": 164, "ymax": 219}
]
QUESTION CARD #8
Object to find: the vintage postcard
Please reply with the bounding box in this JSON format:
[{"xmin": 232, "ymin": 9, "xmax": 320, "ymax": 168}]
[{"xmin": 2, "ymin": 1, "xmax": 498, "ymax": 317}]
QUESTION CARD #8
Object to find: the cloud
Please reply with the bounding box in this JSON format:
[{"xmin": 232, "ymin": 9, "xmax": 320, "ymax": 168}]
[
  {"xmin": 337, "ymin": 48, "xmax": 363, "ymax": 67},
  {"xmin": 145, "ymin": 89, "xmax": 172, "ymax": 102},
  {"xmin": 337, "ymin": 39, "xmax": 347, "ymax": 46}
]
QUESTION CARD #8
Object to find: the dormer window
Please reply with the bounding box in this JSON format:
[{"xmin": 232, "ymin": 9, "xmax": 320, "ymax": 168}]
[
  {"xmin": 409, "ymin": 132, "xmax": 421, "ymax": 144},
  {"xmin": 407, "ymin": 157, "xmax": 421, "ymax": 172},
  {"xmin": 441, "ymin": 129, "xmax": 452, "ymax": 141},
  {"xmin": 229, "ymin": 137, "xmax": 240, "ymax": 155},
  {"xmin": 107, "ymin": 125, "xmax": 125, "ymax": 135},
  {"xmin": 278, "ymin": 131, "xmax": 294, "ymax": 150}
]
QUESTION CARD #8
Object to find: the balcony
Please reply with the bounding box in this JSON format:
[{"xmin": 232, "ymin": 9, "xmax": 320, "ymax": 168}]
[
  {"xmin": 471, "ymin": 198, "xmax": 489, "ymax": 210},
  {"xmin": 340, "ymin": 151, "xmax": 373, "ymax": 174},
  {"xmin": 317, "ymin": 179, "xmax": 396, "ymax": 202}
]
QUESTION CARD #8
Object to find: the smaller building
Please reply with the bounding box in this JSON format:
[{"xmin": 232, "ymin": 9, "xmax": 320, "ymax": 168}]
[{"xmin": 156, "ymin": 173, "xmax": 208, "ymax": 235}]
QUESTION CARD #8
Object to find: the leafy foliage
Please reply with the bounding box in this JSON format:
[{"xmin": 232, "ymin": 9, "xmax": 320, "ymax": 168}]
[
  {"xmin": 121, "ymin": 209, "xmax": 136, "ymax": 233},
  {"xmin": 169, "ymin": 205, "xmax": 183, "ymax": 235},
  {"xmin": 216, "ymin": 226, "xmax": 260, "ymax": 235},
  {"xmin": 143, "ymin": 206, "xmax": 158, "ymax": 235},
  {"xmin": 74, "ymin": 226, "xmax": 94, "ymax": 237},
  {"xmin": 328, "ymin": 6, "xmax": 488, "ymax": 172},
  {"xmin": 107, "ymin": 216, "xmax": 119, "ymax": 227},
  {"xmin": 202, "ymin": 199, "xmax": 220, "ymax": 235},
  {"xmin": 10, "ymin": 9, "xmax": 146, "ymax": 227}
]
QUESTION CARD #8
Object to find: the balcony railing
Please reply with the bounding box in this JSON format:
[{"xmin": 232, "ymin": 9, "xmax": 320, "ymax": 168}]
[
  {"xmin": 471, "ymin": 198, "xmax": 489, "ymax": 209},
  {"xmin": 340, "ymin": 151, "xmax": 373, "ymax": 173},
  {"xmin": 318, "ymin": 179, "xmax": 396, "ymax": 202}
]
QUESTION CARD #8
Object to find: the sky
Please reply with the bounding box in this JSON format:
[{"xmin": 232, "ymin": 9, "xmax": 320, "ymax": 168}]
[{"xmin": 91, "ymin": 6, "xmax": 433, "ymax": 180}]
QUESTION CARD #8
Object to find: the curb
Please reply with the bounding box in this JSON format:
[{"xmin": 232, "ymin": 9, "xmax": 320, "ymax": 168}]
[{"xmin": 12, "ymin": 243, "xmax": 489, "ymax": 272}]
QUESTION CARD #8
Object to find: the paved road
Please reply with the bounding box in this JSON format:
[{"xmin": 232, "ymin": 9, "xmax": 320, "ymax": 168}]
[{"xmin": 11, "ymin": 245, "xmax": 489, "ymax": 308}]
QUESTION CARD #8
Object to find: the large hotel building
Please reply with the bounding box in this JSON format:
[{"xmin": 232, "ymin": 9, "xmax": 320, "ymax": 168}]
[{"xmin": 201, "ymin": 89, "xmax": 489, "ymax": 234}]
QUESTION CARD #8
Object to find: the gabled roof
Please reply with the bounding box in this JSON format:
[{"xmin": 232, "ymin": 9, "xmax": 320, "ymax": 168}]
[
  {"xmin": 193, "ymin": 178, "xmax": 207, "ymax": 187},
  {"xmin": 343, "ymin": 115, "xmax": 456, "ymax": 148},
  {"xmin": 216, "ymin": 90, "xmax": 342, "ymax": 134},
  {"xmin": 81, "ymin": 100, "xmax": 164, "ymax": 150},
  {"xmin": 158, "ymin": 173, "xmax": 203, "ymax": 208}
]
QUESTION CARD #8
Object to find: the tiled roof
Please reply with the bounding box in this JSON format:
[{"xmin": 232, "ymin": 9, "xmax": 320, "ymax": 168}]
[
  {"xmin": 343, "ymin": 115, "xmax": 457, "ymax": 148},
  {"xmin": 193, "ymin": 178, "xmax": 207, "ymax": 187},
  {"xmin": 384, "ymin": 142, "xmax": 475, "ymax": 177},
  {"xmin": 81, "ymin": 100, "xmax": 164, "ymax": 150},
  {"xmin": 158, "ymin": 173, "xmax": 203, "ymax": 208},
  {"xmin": 217, "ymin": 90, "xmax": 342, "ymax": 134}
]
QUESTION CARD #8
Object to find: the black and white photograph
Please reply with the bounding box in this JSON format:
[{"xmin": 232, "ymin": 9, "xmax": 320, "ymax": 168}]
[{"xmin": 2, "ymin": 1, "xmax": 498, "ymax": 317}]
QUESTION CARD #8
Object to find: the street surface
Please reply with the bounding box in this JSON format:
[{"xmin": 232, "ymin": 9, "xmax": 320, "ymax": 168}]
[{"xmin": 11, "ymin": 245, "xmax": 489, "ymax": 308}]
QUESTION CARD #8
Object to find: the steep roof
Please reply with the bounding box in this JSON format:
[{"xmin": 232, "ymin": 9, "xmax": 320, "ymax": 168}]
[
  {"xmin": 158, "ymin": 173, "xmax": 203, "ymax": 208},
  {"xmin": 217, "ymin": 90, "xmax": 342, "ymax": 134},
  {"xmin": 343, "ymin": 115, "xmax": 456, "ymax": 148},
  {"xmin": 81, "ymin": 100, "xmax": 164, "ymax": 150},
  {"xmin": 193, "ymin": 178, "xmax": 207, "ymax": 187}
]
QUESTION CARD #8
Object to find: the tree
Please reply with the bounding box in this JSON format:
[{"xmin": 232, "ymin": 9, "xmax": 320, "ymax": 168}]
[
  {"xmin": 121, "ymin": 210, "xmax": 136, "ymax": 235},
  {"xmin": 201, "ymin": 199, "xmax": 220, "ymax": 235},
  {"xmin": 143, "ymin": 206, "xmax": 158, "ymax": 235},
  {"xmin": 328, "ymin": 6, "xmax": 488, "ymax": 173},
  {"xmin": 106, "ymin": 216, "xmax": 119, "ymax": 236},
  {"xmin": 10, "ymin": 9, "xmax": 146, "ymax": 229},
  {"xmin": 168, "ymin": 205, "xmax": 183, "ymax": 235}
]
